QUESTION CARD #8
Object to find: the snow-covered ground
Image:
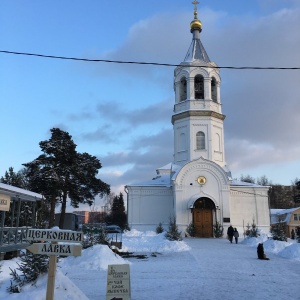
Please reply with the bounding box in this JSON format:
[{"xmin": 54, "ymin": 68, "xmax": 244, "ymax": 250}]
[{"xmin": 0, "ymin": 230, "xmax": 299, "ymax": 300}]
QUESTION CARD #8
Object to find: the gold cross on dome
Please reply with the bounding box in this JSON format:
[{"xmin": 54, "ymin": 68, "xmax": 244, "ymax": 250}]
[{"xmin": 192, "ymin": 0, "xmax": 199, "ymax": 12}]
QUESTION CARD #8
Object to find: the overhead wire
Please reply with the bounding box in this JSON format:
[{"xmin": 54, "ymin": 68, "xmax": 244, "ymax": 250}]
[{"xmin": 1, "ymin": 50, "xmax": 299, "ymax": 70}]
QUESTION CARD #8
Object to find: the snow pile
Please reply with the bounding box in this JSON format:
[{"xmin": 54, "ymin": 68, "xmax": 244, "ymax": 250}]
[
  {"xmin": 121, "ymin": 230, "xmax": 191, "ymax": 253},
  {"xmin": 241, "ymin": 232, "xmax": 300, "ymax": 261},
  {"xmin": 279, "ymin": 243, "xmax": 300, "ymax": 261},
  {"xmin": 0, "ymin": 230, "xmax": 299, "ymax": 299},
  {"xmin": 59, "ymin": 244, "xmax": 128, "ymax": 271}
]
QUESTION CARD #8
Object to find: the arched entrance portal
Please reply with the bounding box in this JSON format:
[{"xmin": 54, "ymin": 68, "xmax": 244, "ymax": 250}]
[{"xmin": 193, "ymin": 197, "xmax": 215, "ymax": 237}]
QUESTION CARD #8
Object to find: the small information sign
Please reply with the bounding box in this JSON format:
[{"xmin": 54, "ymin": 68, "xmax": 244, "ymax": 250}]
[
  {"xmin": 0, "ymin": 194, "xmax": 10, "ymax": 211},
  {"xmin": 106, "ymin": 264, "xmax": 131, "ymax": 300}
]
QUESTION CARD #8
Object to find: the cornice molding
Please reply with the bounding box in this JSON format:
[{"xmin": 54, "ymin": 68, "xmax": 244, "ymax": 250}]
[{"xmin": 172, "ymin": 110, "xmax": 225, "ymax": 124}]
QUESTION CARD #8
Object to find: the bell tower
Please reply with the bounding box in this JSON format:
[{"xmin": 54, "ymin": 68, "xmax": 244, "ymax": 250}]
[{"xmin": 172, "ymin": 1, "xmax": 226, "ymax": 168}]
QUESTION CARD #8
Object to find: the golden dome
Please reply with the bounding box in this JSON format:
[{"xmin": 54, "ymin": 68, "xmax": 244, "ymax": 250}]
[{"xmin": 190, "ymin": 11, "xmax": 202, "ymax": 32}]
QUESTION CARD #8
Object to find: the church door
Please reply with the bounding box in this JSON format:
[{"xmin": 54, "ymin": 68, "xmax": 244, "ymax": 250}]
[{"xmin": 193, "ymin": 198, "xmax": 214, "ymax": 237}]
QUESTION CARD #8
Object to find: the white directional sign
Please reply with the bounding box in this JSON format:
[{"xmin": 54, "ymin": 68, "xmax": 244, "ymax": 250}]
[
  {"xmin": 26, "ymin": 228, "xmax": 84, "ymax": 300},
  {"xmin": 106, "ymin": 264, "xmax": 131, "ymax": 300},
  {"xmin": 27, "ymin": 242, "xmax": 82, "ymax": 256},
  {"xmin": 26, "ymin": 229, "xmax": 83, "ymax": 243}
]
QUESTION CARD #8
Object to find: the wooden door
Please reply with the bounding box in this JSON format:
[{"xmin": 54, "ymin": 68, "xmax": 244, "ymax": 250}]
[{"xmin": 193, "ymin": 208, "xmax": 213, "ymax": 237}]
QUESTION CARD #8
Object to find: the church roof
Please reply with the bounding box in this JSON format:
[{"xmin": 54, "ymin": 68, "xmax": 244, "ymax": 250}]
[
  {"xmin": 230, "ymin": 179, "xmax": 268, "ymax": 188},
  {"xmin": 184, "ymin": 38, "xmax": 211, "ymax": 63},
  {"xmin": 128, "ymin": 174, "xmax": 172, "ymax": 187},
  {"xmin": 183, "ymin": 1, "xmax": 210, "ymax": 64}
]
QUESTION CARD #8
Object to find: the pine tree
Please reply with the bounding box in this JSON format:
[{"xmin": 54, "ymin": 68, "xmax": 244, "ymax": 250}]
[
  {"xmin": 156, "ymin": 222, "xmax": 164, "ymax": 234},
  {"xmin": 8, "ymin": 251, "xmax": 49, "ymax": 293},
  {"xmin": 244, "ymin": 220, "xmax": 259, "ymax": 238},
  {"xmin": 23, "ymin": 128, "xmax": 110, "ymax": 228},
  {"xmin": 271, "ymin": 223, "xmax": 287, "ymax": 241},
  {"xmin": 240, "ymin": 174, "xmax": 255, "ymax": 183},
  {"xmin": 108, "ymin": 192, "xmax": 127, "ymax": 230},
  {"xmin": 165, "ymin": 217, "xmax": 182, "ymax": 241},
  {"xmin": 213, "ymin": 222, "xmax": 224, "ymax": 238},
  {"xmin": 185, "ymin": 222, "xmax": 196, "ymax": 237}
]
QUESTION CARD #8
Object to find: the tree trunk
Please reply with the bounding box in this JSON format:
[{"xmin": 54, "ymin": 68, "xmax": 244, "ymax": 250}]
[
  {"xmin": 48, "ymin": 196, "xmax": 56, "ymax": 228},
  {"xmin": 59, "ymin": 192, "xmax": 67, "ymax": 229}
]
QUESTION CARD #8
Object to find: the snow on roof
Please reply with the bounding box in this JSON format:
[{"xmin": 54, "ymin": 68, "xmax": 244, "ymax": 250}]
[
  {"xmin": 230, "ymin": 179, "xmax": 268, "ymax": 188},
  {"xmin": 128, "ymin": 174, "xmax": 172, "ymax": 187},
  {"xmin": 270, "ymin": 207, "xmax": 300, "ymax": 224},
  {"xmin": 0, "ymin": 182, "xmax": 43, "ymax": 201},
  {"xmin": 127, "ymin": 163, "xmax": 183, "ymax": 187}
]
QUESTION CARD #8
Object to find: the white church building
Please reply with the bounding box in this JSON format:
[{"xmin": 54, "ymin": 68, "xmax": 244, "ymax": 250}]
[{"xmin": 125, "ymin": 4, "xmax": 270, "ymax": 237}]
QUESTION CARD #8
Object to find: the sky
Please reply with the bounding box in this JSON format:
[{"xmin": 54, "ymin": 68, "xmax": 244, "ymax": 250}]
[
  {"xmin": 0, "ymin": 230, "xmax": 299, "ymax": 299},
  {"xmin": 1, "ymin": 1, "xmax": 300, "ymax": 211}
]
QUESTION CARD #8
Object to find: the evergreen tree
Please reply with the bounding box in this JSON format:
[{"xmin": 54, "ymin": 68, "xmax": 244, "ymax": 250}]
[
  {"xmin": 108, "ymin": 192, "xmax": 127, "ymax": 230},
  {"xmin": 8, "ymin": 252, "xmax": 49, "ymax": 293},
  {"xmin": 156, "ymin": 222, "xmax": 164, "ymax": 234},
  {"xmin": 165, "ymin": 217, "xmax": 182, "ymax": 241},
  {"xmin": 23, "ymin": 128, "xmax": 110, "ymax": 228},
  {"xmin": 271, "ymin": 223, "xmax": 287, "ymax": 241},
  {"xmin": 240, "ymin": 174, "xmax": 255, "ymax": 184},
  {"xmin": 185, "ymin": 222, "xmax": 196, "ymax": 237},
  {"xmin": 213, "ymin": 222, "xmax": 224, "ymax": 238},
  {"xmin": 0, "ymin": 167, "xmax": 27, "ymax": 188},
  {"xmin": 244, "ymin": 220, "xmax": 259, "ymax": 238}
]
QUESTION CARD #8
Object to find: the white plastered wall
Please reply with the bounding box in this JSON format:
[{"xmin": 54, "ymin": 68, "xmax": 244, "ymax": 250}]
[{"xmin": 126, "ymin": 186, "xmax": 174, "ymax": 232}]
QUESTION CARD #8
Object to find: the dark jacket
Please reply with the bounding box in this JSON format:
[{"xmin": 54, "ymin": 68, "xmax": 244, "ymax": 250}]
[{"xmin": 227, "ymin": 226, "xmax": 234, "ymax": 236}]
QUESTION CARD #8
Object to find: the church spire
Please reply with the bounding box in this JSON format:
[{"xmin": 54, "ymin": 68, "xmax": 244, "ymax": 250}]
[{"xmin": 184, "ymin": 1, "xmax": 210, "ymax": 63}]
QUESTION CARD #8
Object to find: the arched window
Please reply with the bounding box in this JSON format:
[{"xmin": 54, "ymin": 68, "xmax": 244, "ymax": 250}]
[
  {"xmin": 211, "ymin": 77, "xmax": 217, "ymax": 102},
  {"xmin": 194, "ymin": 75, "xmax": 204, "ymax": 99},
  {"xmin": 180, "ymin": 77, "xmax": 187, "ymax": 101},
  {"xmin": 196, "ymin": 131, "xmax": 205, "ymax": 150}
]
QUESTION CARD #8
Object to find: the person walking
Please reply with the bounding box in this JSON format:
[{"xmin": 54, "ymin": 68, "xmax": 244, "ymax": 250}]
[
  {"xmin": 233, "ymin": 228, "xmax": 239, "ymax": 244},
  {"xmin": 227, "ymin": 225, "xmax": 234, "ymax": 243}
]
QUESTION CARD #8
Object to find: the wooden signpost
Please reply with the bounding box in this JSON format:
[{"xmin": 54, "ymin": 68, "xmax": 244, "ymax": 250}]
[
  {"xmin": 26, "ymin": 228, "xmax": 83, "ymax": 300},
  {"xmin": 106, "ymin": 264, "xmax": 131, "ymax": 300}
]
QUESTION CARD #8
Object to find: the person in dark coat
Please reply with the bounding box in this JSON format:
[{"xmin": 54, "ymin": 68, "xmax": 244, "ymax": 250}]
[
  {"xmin": 227, "ymin": 225, "xmax": 234, "ymax": 243},
  {"xmin": 291, "ymin": 229, "xmax": 295, "ymax": 240},
  {"xmin": 233, "ymin": 228, "xmax": 239, "ymax": 244}
]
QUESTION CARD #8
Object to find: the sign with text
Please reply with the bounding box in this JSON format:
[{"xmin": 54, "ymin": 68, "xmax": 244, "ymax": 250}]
[
  {"xmin": 106, "ymin": 264, "xmax": 131, "ymax": 300},
  {"xmin": 26, "ymin": 229, "xmax": 83, "ymax": 243},
  {"xmin": 27, "ymin": 242, "xmax": 82, "ymax": 256},
  {"xmin": 0, "ymin": 194, "xmax": 10, "ymax": 211},
  {"xmin": 26, "ymin": 228, "xmax": 83, "ymax": 300}
]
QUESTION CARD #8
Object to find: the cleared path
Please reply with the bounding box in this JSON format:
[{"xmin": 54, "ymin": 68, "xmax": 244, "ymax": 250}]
[{"xmin": 66, "ymin": 238, "xmax": 300, "ymax": 300}]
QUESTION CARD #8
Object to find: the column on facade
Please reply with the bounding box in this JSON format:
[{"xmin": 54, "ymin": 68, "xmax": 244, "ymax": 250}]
[
  {"xmin": 216, "ymin": 82, "xmax": 221, "ymax": 104},
  {"xmin": 187, "ymin": 77, "xmax": 194, "ymax": 100},
  {"xmin": 204, "ymin": 77, "xmax": 211, "ymax": 101},
  {"xmin": 174, "ymin": 80, "xmax": 180, "ymax": 103}
]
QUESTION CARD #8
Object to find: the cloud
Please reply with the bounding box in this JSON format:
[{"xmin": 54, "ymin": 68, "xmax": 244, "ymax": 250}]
[
  {"xmin": 95, "ymin": 99, "xmax": 172, "ymax": 126},
  {"xmin": 79, "ymin": 6, "xmax": 300, "ymax": 190},
  {"xmin": 98, "ymin": 129, "xmax": 173, "ymax": 187}
]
